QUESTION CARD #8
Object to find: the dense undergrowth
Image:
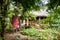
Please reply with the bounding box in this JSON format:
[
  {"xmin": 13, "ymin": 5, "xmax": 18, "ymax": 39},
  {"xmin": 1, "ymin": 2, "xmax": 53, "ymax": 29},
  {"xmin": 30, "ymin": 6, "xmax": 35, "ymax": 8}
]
[{"xmin": 20, "ymin": 27, "xmax": 59, "ymax": 40}]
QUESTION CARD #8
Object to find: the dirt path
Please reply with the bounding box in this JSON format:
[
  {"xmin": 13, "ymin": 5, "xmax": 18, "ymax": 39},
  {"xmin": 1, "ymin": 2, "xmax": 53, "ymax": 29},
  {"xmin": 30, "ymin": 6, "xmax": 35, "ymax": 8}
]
[{"xmin": 4, "ymin": 31, "xmax": 28, "ymax": 40}]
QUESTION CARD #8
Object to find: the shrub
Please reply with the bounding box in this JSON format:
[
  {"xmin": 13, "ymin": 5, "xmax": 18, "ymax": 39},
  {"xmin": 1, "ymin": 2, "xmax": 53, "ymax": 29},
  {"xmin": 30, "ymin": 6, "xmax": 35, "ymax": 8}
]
[
  {"xmin": 20, "ymin": 27, "xmax": 58, "ymax": 40},
  {"xmin": 20, "ymin": 27, "xmax": 39, "ymax": 36},
  {"xmin": 14, "ymin": 35, "xmax": 20, "ymax": 40},
  {"xmin": 5, "ymin": 23, "xmax": 13, "ymax": 32}
]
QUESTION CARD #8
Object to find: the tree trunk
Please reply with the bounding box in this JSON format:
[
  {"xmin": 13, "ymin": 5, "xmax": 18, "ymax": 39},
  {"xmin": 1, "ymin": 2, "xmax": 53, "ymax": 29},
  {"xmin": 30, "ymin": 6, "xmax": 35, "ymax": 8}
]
[{"xmin": 0, "ymin": 0, "xmax": 10, "ymax": 40}]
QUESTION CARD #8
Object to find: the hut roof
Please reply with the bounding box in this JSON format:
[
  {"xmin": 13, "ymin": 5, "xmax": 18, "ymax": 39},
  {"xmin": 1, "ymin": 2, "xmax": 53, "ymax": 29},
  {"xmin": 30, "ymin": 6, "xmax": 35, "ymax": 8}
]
[{"xmin": 31, "ymin": 9, "xmax": 49, "ymax": 17}]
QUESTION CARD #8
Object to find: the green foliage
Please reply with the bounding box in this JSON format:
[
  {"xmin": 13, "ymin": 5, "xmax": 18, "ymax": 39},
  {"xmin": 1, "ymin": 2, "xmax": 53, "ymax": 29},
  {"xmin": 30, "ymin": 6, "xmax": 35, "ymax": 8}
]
[
  {"xmin": 0, "ymin": 37, "xmax": 3, "ymax": 40},
  {"xmin": 0, "ymin": 0, "xmax": 41, "ymax": 40},
  {"xmin": 14, "ymin": 35, "xmax": 20, "ymax": 40},
  {"xmin": 14, "ymin": 0, "xmax": 35, "ymax": 11},
  {"xmin": 13, "ymin": 0, "xmax": 42, "ymax": 13},
  {"xmin": 5, "ymin": 25, "xmax": 13, "ymax": 32},
  {"xmin": 47, "ymin": 0, "xmax": 60, "ymax": 10},
  {"xmin": 20, "ymin": 27, "xmax": 39, "ymax": 36},
  {"xmin": 20, "ymin": 27, "xmax": 58, "ymax": 40},
  {"xmin": 37, "ymin": 29, "xmax": 58, "ymax": 40},
  {"xmin": 41, "ymin": 6, "xmax": 60, "ymax": 30},
  {"xmin": 7, "ymin": 2, "xmax": 23, "ymax": 17},
  {"xmin": 28, "ymin": 13, "xmax": 36, "ymax": 20},
  {"xmin": 20, "ymin": 11, "xmax": 36, "ymax": 20},
  {"xmin": 55, "ymin": 6, "xmax": 60, "ymax": 13}
]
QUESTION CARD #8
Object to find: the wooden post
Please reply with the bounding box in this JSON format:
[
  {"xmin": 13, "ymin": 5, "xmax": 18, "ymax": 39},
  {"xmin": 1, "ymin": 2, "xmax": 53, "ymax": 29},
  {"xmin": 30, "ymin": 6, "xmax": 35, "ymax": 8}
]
[
  {"xmin": 39, "ymin": 17, "xmax": 40, "ymax": 24},
  {"xmin": 26, "ymin": 18, "xmax": 29, "ymax": 26}
]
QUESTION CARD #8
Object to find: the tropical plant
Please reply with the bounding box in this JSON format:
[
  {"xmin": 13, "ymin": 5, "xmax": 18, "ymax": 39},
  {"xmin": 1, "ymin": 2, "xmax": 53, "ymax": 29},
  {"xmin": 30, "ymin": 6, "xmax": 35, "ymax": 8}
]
[{"xmin": 20, "ymin": 27, "xmax": 58, "ymax": 40}]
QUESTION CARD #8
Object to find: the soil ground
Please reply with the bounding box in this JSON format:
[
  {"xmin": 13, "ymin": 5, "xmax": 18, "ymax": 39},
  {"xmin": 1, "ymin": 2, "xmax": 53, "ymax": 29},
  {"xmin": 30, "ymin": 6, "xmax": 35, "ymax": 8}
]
[{"xmin": 4, "ymin": 31, "xmax": 28, "ymax": 40}]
